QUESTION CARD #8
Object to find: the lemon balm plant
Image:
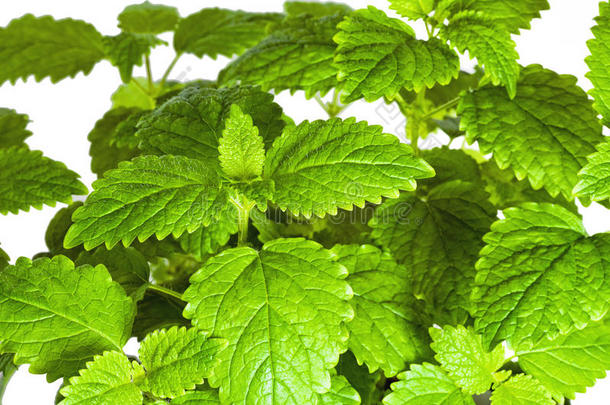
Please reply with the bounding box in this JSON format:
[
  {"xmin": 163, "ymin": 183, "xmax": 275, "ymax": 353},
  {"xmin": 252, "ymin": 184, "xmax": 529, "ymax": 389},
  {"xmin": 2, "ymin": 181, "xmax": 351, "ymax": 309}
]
[{"xmin": 0, "ymin": 1, "xmax": 610, "ymax": 404}]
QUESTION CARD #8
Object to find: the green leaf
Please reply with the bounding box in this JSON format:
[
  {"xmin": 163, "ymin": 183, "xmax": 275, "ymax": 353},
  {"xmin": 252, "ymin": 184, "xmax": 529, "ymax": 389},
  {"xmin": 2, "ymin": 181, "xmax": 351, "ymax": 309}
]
[
  {"xmin": 0, "ymin": 246, "xmax": 8, "ymax": 270},
  {"xmin": 573, "ymin": 137, "xmax": 610, "ymax": 204},
  {"xmin": 370, "ymin": 180, "xmax": 496, "ymax": 324},
  {"xmin": 136, "ymin": 85, "xmax": 284, "ymax": 168},
  {"xmin": 334, "ymin": 6, "xmax": 459, "ymax": 102},
  {"xmin": 318, "ymin": 374, "xmax": 361, "ymax": 404},
  {"xmin": 132, "ymin": 294, "xmax": 189, "ymax": 341},
  {"xmin": 111, "ymin": 78, "xmax": 157, "ymax": 110},
  {"xmin": 490, "ymin": 374, "xmax": 553, "ymax": 405},
  {"xmin": 587, "ymin": 1, "xmax": 610, "ymax": 125},
  {"xmin": 0, "ymin": 146, "xmax": 87, "ymax": 215},
  {"xmin": 472, "ymin": 203, "xmax": 610, "ymax": 352},
  {"xmin": 517, "ymin": 317, "xmax": 610, "ymax": 400},
  {"xmin": 429, "ymin": 325, "xmax": 507, "ymax": 394},
  {"xmin": 0, "ymin": 14, "xmax": 105, "ymax": 85},
  {"xmin": 139, "ymin": 327, "xmax": 227, "ymax": 398},
  {"xmin": 171, "ymin": 390, "xmax": 220, "ymax": 404},
  {"xmin": 420, "ymin": 147, "xmax": 482, "ymax": 189},
  {"xmin": 447, "ymin": 0, "xmax": 550, "ymax": 33},
  {"xmin": 218, "ymin": 104, "xmax": 265, "ymax": 181},
  {"xmin": 285, "ymin": 1, "xmax": 353, "ymax": 17},
  {"xmin": 0, "ymin": 354, "xmax": 17, "ymax": 403},
  {"xmin": 104, "ymin": 33, "xmax": 165, "ymax": 83},
  {"xmin": 0, "ymin": 256, "xmax": 134, "ymax": 380},
  {"xmin": 64, "ymin": 155, "xmax": 225, "ymax": 250},
  {"xmin": 336, "ymin": 352, "xmax": 385, "ymax": 405},
  {"xmin": 183, "ymin": 238, "xmax": 353, "ymax": 404},
  {"xmin": 265, "ymin": 117, "xmax": 434, "ymax": 218},
  {"xmin": 383, "ymin": 363, "xmax": 475, "ymax": 405},
  {"xmin": 440, "ymin": 10, "xmax": 519, "ymax": 98},
  {"xmin": 0, "ymin": 108, "xmax": 31, "ymax": 148},
  {"xmin": 219, "ymin": 13, "xmax": 344, "ymax": 99},
  {"xmin": 173, "ymin": 8, "xmax": 282, "ymax": 59},
  {"xmin": 458, "ymin": 64, "xmax": 603, "ymax": 199},
  {"xmin": 118, "ymin": 2, "xmax": 180, "ymax": 34},
  {"xmin": 332, "ymin": 244, "xmax": 431, "ymax": 376},
  {"xmin": 45, "ymin": 202, "xmax": 84, "ymax": 260},
  {"xmin": 59, "ymin": 351, "xmax": 143, "ymax": 405},
  {"xmin": 388, "ymin": 0, "xmax": 434, "ymax": 19}
]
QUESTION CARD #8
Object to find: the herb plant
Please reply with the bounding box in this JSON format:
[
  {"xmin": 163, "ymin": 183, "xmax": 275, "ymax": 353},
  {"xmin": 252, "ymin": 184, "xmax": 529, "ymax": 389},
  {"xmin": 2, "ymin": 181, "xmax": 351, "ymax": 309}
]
[{"xmin": 0, "ymin": 1, "xmax": 609, "ymax": 404}]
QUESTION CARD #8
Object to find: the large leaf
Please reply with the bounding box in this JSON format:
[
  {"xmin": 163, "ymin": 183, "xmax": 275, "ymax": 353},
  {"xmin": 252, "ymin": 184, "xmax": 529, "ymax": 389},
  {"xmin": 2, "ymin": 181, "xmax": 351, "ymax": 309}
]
[
  {"xmin": 265, "ymin": 117, "xmax": 434, "ymax": 218},
  {"xmin": 183, "ymin": 238, "xmax": 353, "ymax": 404},
  {"xmin": 587, "ymin": 1, "xmax": 610, "ymax": 125},
  {"xmin": 0, "ymin": 147, "xmax": 87, "ymax": 215},
  {"xmin": 0, "ymin": 108, "xmax": 31, "ymax": 148},
  {"xmin": 104, "ymin": 33, "xmax": 164, "ymax": 83},
  {"xmin": 459, "ymin": 64, "xmax": 603, "ymax": 199},
  {"xmin": 334, "ymin": 6, "xmax": 459, "ymax": 102},
  {"xmin": 0, "ymin": 14, "xmax": 105, "ymax": 84},
  {"xmin": 490, "ymin": 374, "xmax": 553, "ymax": 405},
  {"xmin": 64, "ymin": 155, "xmax": 224, "ymax": 250},
  {"xmin": 388, "ymin": 0, "xmax": 434, "ymax": 19},
  {"xmin": 472, "ymin": 203, "xmax": 610, "ymax": 352},
  {"xmin": 0, "ymin": 256, "xmax": 134, "ymax": 380},
  {"xmin": 573, "ymin": 136, "xmax": 610, "ymax": 204},
  {"xmin": 117, "ymin": 2, "xmax": 180, "ymax": 34}
]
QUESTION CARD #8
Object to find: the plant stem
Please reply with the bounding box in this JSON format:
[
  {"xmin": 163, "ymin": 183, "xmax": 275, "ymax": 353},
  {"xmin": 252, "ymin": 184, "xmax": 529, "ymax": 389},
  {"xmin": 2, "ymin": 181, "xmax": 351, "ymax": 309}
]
[
  {"xmin": 159, "ymin": 53, "xmax": 182, "ymax": 89},
  {"xmin": 147, "ymin": 283, "xmax": 184, "ymax": 301},
  {"xmin": 422, "ymin": 96, "xmax": 460, "ymax": 119},
  {"xmin": 145, "ymin": 55, "xmax": 153, "ymax": 92},
  {"xmin": 231, "ymin": 195, "xmax": 255, "ymax": 246}
]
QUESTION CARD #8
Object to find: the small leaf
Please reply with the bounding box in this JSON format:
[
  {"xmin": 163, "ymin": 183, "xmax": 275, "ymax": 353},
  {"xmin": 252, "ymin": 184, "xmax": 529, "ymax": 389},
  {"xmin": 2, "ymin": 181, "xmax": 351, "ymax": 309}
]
[
  {"xmin": 178, "ymin": 201, "xmax": 238, "ymax": 258},
  {"xmin": 118, "ymin": 2, "xmax": 180, "ymax": 34},
  {"xmin": 491, "ymin": 374, "xmax": 553, "ymax": 405},
  {"xmin": 45, "ymin": 202, "xmax": 84, "ymax": 260},
  {"xmin": 587, "ymin": 1, "xmax": 610, "ymax": 125},
  {"xmin": 0, "ymin": 108, "xmax": 31, "ymax": 148},
  {"xmin": 388, "ymin": 0, "xmax": 434, "ymax": 19},
  {"xmin": 104, "ymin": 33, "xmax": 165, "ymax": 83},
  {"xmin": 573, "ymin": 137, "xmax": 610, "ymax": 204}
]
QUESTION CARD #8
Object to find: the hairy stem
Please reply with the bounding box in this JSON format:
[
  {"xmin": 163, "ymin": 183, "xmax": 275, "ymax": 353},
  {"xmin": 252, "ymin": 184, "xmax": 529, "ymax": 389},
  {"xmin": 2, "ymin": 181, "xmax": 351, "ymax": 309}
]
[
  {"xmin": 159, "ymin": 52, "xmax": 182, "ymax": 89},
  {"xmin": 147, "ymin": 283, "xmax": 184, "ymax": 301}
]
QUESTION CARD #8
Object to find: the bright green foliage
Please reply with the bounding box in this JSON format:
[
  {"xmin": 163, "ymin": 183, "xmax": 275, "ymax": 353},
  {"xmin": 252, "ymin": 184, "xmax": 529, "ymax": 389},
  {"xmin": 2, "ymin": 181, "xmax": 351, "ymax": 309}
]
[
  {"xmin": 336, "ymin": 352, "xmax": 385, "ymax": 405},
  {"xmin": 318, "ymin": 373, "xmax": 361, "ymax": 404},
  {"xmin": 219, "ymin": 13, "xmax": 344, "ymax": 99},
  {"xmin": 59, "ymin": 351, "xmax": 143, "ymax": 405},
  {"xmin": 0, "ymin": 256, "xmax": 134, "ymax": 380},
  {"xmin": 574, "ymin": 137, "xmax": 610, "ymax": 204},
  {"xmin": 440, "ymin": 11, "xmax": 519, "ymax": 98},
  {"xmin": 459, "ymin": 64, "xmax": 603, "ymax": 199},
  {"xmin": 334, "ymin": 7, "xmax": 459, "ymax": 102},
  {"xmin": 218, "ymin": 105, "xmax": 265, "ymax": 180},
  {"xmin": 472, "ymin": 203, "xmax": 610, "ymax": 351},
  {"xmin": 265, "ymin": 117, "xmax": 434, "ymax": 218},
  {"xmin": 44, "ymin": 203, "xmax": 83, "ymax": 260},
  {"xmin": 111, "ymin": 78, "xmax": 158, "ymax": 110},
  {"xmin": 587, "ymin": 1, "xmax": 610, "ymax": 125},
  {"xmin": 139, "ymin": 327, "xmax": 227, "ymax": 398},
  {"xmin": 104, "ymin": 33, "xmax": 165, "ymax": 83},
  {"xmin": 490, "ymin": 374, "xmax": 553, "ymax": 405},
  {"xmin": 174, "ymin": 8, "xmax": 282, "ymax": 59},
  {"xmin": 332, "ymin": 244, "xmax": 431, "ymax": 376},
  {"xmin": 64, "ymin": 155, "xmax": 224, "ymax": 250},
  {"xmin": 419, "ymin": 147, "xmax": 481, "ymax": 188},
  {"xmin": 388, "ymin": 0, "xmax": 434, "ymax": 19},
  {"xmin": 183, "ymin": 238, "xmax": 353, "ymax": 404},
  {"xmin": 178, "ymin": 202, "xmax": 238, "ymax": 258},
  {"xmin": 118, "ymin": 2, "xmax": 180, "ymax": 34},
  {"xmin": 0, "ymin": 247, "xmax": 8, "ymax": 270},
  {"xmin": 370, "ymin": 180, "xmax": 496, "ymax": 324},
  {"xmin": 0, "ymin": 108, "xmax": 31, "ymax": 148},
  {"xmin": 517, "ymin": 318, "xmax": 610, "ymax": 400},
  {"xmin": 284, "ymin": 1, "xmax": 352, "ymax": 17},
  {"xmin": 171, "ymin": 390, "xmax": 220, "ymax": 404},
  {"xmin": 0, "ymin": 14, "xmax": 105, "ymax": 84},
  {"xmin": 383, "ymin": 363, "xmax": 475, "ymax": 405},
  {"xmin": 429, "ymin": 325, "xmax": 508, "ymax": 394},
  {"xmin": 0, "ymin": 147, "xmax": 87, "ymax": 215}
]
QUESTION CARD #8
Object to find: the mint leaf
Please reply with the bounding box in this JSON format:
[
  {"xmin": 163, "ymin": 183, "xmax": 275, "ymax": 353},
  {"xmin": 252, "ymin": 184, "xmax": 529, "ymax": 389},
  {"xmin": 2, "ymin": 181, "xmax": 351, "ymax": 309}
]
[
  {"xmin": 429, "ymin": 325, "xmax": 508, "ymax": 394},
  {"xmin": 420, "ymin": 147, "xmax": 482, "ymax": 189},
  {"xmin": 118, "ymin": 2, "xmax": 180, "ymax": 34},
  {"xmin": 0, "ymin": 246, "xmax": 8, "ymax": 270},
  {"xmin": 319, "ymin": 373, "xmax": 361, "ymax": 404},
  {"xmin": 370, "ymin": 180, "xmax": 496, "ymax": 324},
  {"xmin": 59, "ymin": 351, "xmax": 143, "ymax": 405},
  {"xmin": 0, "ymin": 108, "xmax": 31, "ymax": 148},
  {"xmin": 178, "ymin": 201, "xmax": 238, "ymax": 258},
  {"xmin": 285, "ymin": 1, "xmax": 352, "ymax": 17},
  {"xmin": 183, "ymin": 238, "xmax": 353, "ymax": 404},
  {"xmin": 139, "ymin": 327, "xmax": 227, "ymax": 398},
  {"xmin": 459, "ymin": 64, "xmax": 603, "ymax": 199},
  {"xmin": 447, "ymin": 0, "xmax": 550, "ymax": 33},
  {"xmin": 332, "ymin": 244, "xmax": 431, "ymax": 376},
  {"xmin": 65, "ymin": 155, "xmax": 225, "ymax": 250},
  {"xmin": 0, "ymin": 256, "xmax": 134, "ymax": 380},
  {"xmin": 0, "ymin": 14, "xmax": 105, "ymax": 84},
  {"xmin": 587, "ymin": 1, "xmax": 610, "ymax": 125},
  {"xmin": 132, "ymin": 294, "xmax": 189, "ymax": 341},
  {"xmin": 0, "ymin": 146, "xmax": 87, "ymax": 215},
  {"xmin": 174, "ymin": 9, "xmax": 282, "ymax": 59},
  {"xmin": 472, "ymin": 203, "xmax": 610, "ymax": 351},
  {"xmin": 573, "ymin": 137, "xmax": 610, "ymax": 204},
  {"xmin": 219, "ymin": 13, "xmax": 344, "ymax": 99},
  {"xmin": 441, "ymin": 11, "xmax": 519, "ymax": 98},
  {"xmin": 104, "ymin": 33, "xmax": 165, "ymax": 83},
  {"xmin": 334, "ymin": 6, "xmax": 459, "ymax": 102},
  {"xmin": 265, "ymin": 117, "xmax": 434, "ymax": 218},
  {"xmin": 491, "ymin": 374, "xmax": 553, "ymax": 405},
  {"xmin": 44, "ymin": 202, "xmax": 84, "ymax": 260},
  {"xmin": 336, "ymin": 351, "xmax": 385, "ymax": 405},
  {"xmin": 388, "ymin": 0, "xmax": 434, "ymax": 19},
  {"xmin": 171, "ymin": 390, "xmax": 220, "ymax": 404},
  {"xmin": 218, "ymin": 105, "xmax": 265, "ymax": 181},
  {"xmin": 111, "ymin": 78, "xmax": 158, "ymax": 110},
  {"xmin": 383, "ymin": 363, "xmax": 475, "ymax": 405}
]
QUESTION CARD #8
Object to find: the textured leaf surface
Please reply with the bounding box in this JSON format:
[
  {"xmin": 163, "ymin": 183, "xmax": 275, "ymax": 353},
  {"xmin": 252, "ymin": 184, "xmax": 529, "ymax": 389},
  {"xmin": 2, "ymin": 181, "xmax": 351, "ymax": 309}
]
[
  {"xmin": 587, "ymin": 1, "xmax": 610, "ymax": 125},
  {"xmin": 64, "ymin": 155, "xmax": 224, "ymax": 250},
  {"xmin": 0, "ymin": 256, "xmax": 134, "ymax": 380},
  {"xmin": 139, "ymin": 327, "xmax": 227, "ymax": 398},
  {"xmin": 370, "ymin": 180, "xmax": 496, "ymax": 324},
  {"xmin": 318, "ymin": 374, "xmax": 360, "ymax": 404},
  {"xmin": 174, "ymin": 8, "xmax": 282, "ymax": 59},
  {"xmin": 44, "ymin": 202, "xmax": 84, "ymax": 260},
  {"xmin": 459, "ymin": 64, "xmax": 603, "ymax": 199},
  {"xmin": 472, "ymin": 203, "xmax": 610, "ymax": 351},
  {"xmin": 104, "ymin": 33, "xmax": 164, "ymax": 83},
  {"xmin": 0, "ymin": 147, "xmax": 87, "ymax": 215},
  {"xmin": 59, "ymin": 351, "xmax": 143, "ymax": 405},
  {"xmin": 0, "ymin": 108, "xmax": 31, "ymax": 148},
  {"xmin": 383, "ymin": 363, "xmax": 474, "ymax": 405},
  {"xmin": 183, "ymin": 238, "xmax": 353, "ymax": 404},
  {"xmin": 219, "ymin": 13, "xmax": 343, "ymax": 99},
  {"xmin": 334, "ymin": 6, "xmax": 459, "ymax": 102},
  {"xmin": 450, "ymin": 0, "xmax": 549, "ymax": 33},
  {"xmin": 171, "ymin": 390, "xmax": 220, "ymax": 404},
  {"xmin": 118, "ymin": 2, "xmax": 180, "ymax": 34},
  {"xmin": 332, "ymin": 244, "xmax": 431, "ymax": 376},
  {"xmin": 441, "ymin": 11, "xmax": 519, "ymax": 98},
  {"xmin": 0, "ymin": 14, "xmax": 105, "ymax": 84},
  {"xmin": 265, "ymin": 117, "xmax": 434, "ymax": 218},
  {"xmin": 490, "ymin": 374, "xmax": 553, "ymax": 405},
  {"xmin": 284, "ymin": 1, "xmax": 352, "ymax": 17},
  {"xmin": 0, "ymin": 246, "xmax": 8, "ymax": 270},
  {"xmin": 573, "ymin": 137, "xmax": 610, "ymax": 203},
  {"xmin": 388, "ymin": 0, "xmax": 434, "ymax": 19}
]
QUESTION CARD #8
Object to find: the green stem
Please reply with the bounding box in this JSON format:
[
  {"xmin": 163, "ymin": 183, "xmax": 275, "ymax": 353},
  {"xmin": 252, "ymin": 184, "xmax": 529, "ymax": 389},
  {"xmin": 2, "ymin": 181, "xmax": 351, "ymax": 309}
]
[
  {"xmin": 422, "ymin": 96, "xmax": 460, "ymax": 119},
  {"xmin": 145, "ymin": 55, "xmax": 153, "ymax": 92},
  {"xmin": 147, "ymin": 283, "xmax": 184, "ymax": 301},
  {"xmin": 231, "ymin": 195, "xmax": 255, "ymax": 246},
  {"xmin": 159, "ymin": 53, "xmax": 182, "ymax": 89}
]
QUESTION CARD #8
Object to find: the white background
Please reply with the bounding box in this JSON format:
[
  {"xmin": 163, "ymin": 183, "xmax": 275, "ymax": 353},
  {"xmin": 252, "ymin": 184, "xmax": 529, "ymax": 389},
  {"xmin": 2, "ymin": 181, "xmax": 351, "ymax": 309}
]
[{"xmin": 0, "ymin": 1, "xmax": 609, "ymax": 403}]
